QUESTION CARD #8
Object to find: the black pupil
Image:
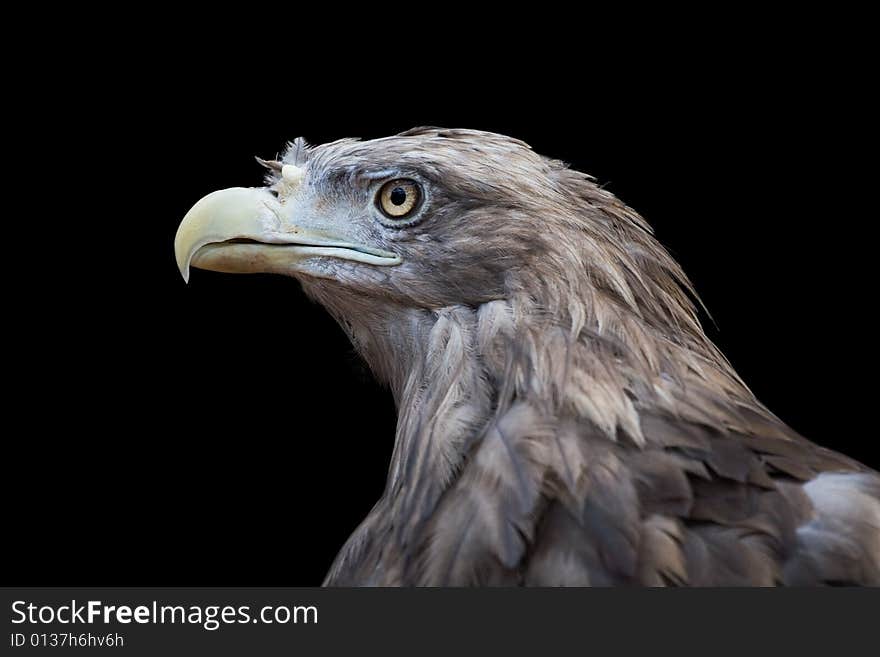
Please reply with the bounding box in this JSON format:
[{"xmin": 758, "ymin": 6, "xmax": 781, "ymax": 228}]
[{"xmin": 389, "ymin": 187, "xmax": 408, "ymax": 206}]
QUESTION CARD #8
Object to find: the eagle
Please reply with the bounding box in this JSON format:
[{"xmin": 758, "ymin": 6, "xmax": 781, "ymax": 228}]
[{"xmin": 175, "ymin": 128, "xmax": 879, "ymax": 586}]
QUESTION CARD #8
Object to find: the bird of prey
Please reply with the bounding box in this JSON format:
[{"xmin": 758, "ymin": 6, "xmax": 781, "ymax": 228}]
[{"xmin": 175, "ymin": 128, "xmax": 879, "ymax": 586}]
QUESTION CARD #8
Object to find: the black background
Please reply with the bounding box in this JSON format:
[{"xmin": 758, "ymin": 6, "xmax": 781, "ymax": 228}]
[{"xmin": 6, "ymin": 22, "xmax": 874, "ymax": 586}]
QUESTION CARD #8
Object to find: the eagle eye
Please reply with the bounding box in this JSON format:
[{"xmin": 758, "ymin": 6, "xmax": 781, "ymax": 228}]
[{"xmin": 377, "ymin": 179, "xmax": 421, "ymax": 220}]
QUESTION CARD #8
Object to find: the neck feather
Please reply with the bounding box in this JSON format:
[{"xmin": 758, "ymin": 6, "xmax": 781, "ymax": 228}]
[{"xmin": 307, "ymin": 280, "xmax": 760, "ymax": 538}]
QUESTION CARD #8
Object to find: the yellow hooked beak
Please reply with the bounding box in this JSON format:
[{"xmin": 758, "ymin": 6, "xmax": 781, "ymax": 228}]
[{"xmin": 174, "ymin": 165, "xmax": 401, "ymax": 282}]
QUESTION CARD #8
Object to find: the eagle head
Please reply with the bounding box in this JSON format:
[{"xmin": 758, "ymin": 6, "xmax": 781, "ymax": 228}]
[
  {"xmin": 176, "ymin": 128, "xmax": 562, "ymax": 300},
  {"xmin": 176, "ymin": 128, "xmax": 701, "ymax": 386}
]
